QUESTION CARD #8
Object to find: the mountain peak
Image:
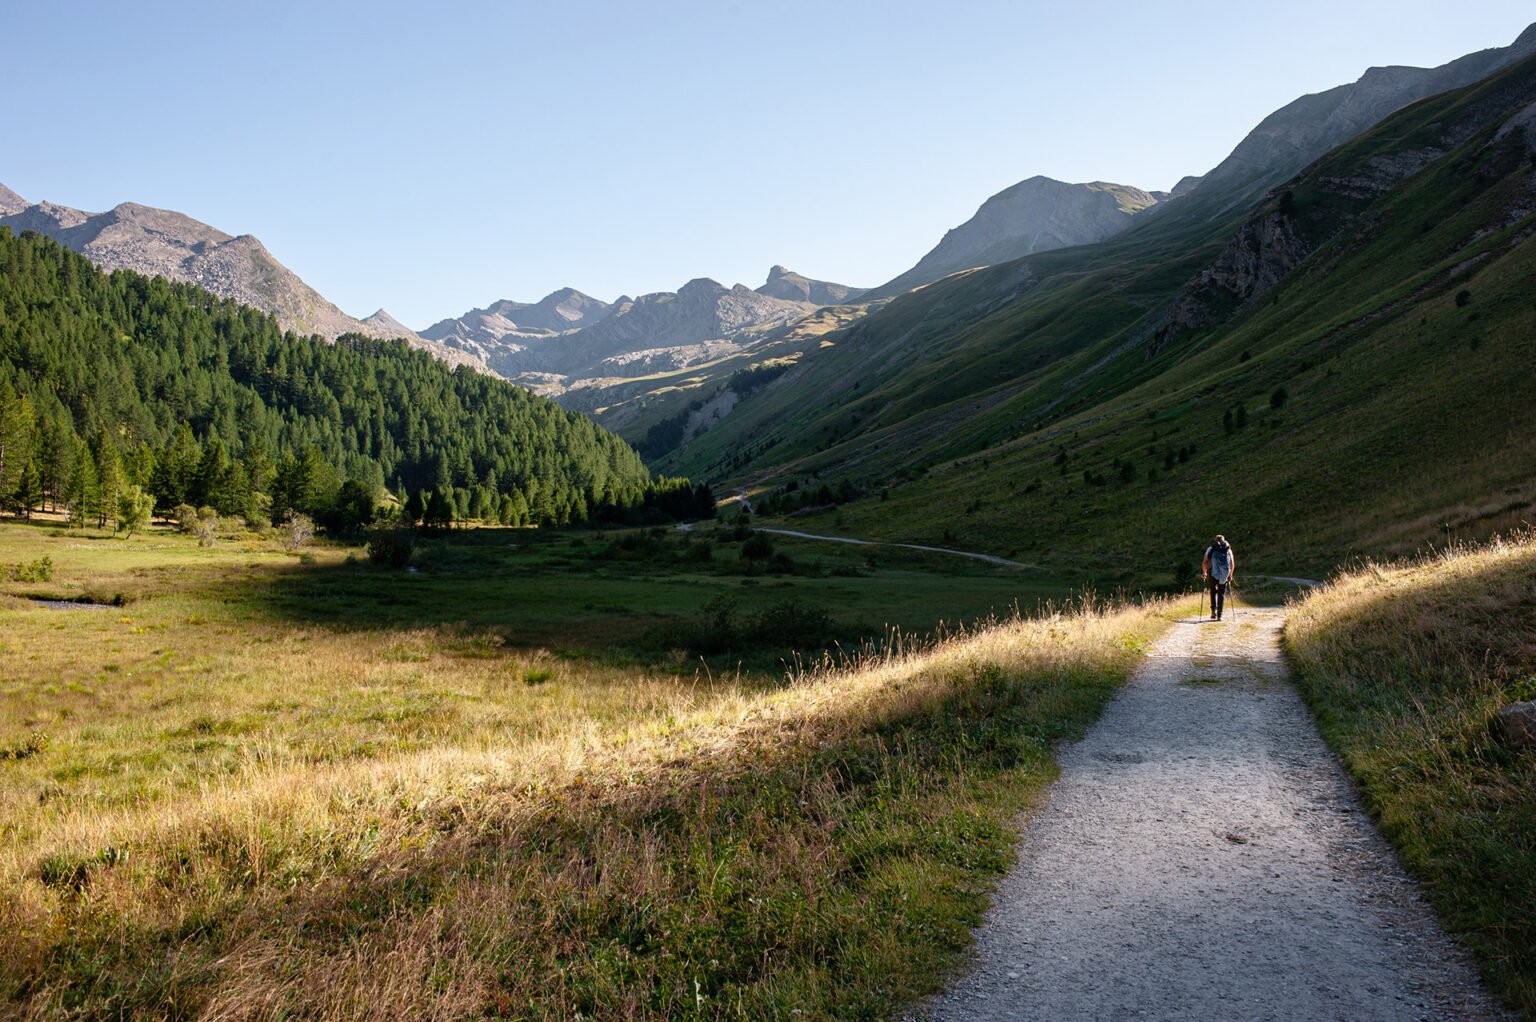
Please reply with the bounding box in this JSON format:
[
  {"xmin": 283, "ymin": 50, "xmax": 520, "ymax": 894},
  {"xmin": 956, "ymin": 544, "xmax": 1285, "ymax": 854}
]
[
  {"xmin": 756, "ymin": 265, "xmax": 867, "ymax": 306},
  {"xmin": 361, "ymin": 309, "xmax": 419, "ymax": 339},
  {"xmin": 678, "ymin": 277, "xmax": 726, "ymax": 297},
  {"xmin": 868, "ymin": 176, "xmax": 1159, "ymax": 299}
]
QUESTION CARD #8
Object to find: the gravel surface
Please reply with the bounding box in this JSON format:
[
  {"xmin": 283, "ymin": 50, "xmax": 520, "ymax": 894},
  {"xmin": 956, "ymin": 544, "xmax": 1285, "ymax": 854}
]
[{"xmin": 912, "ymin": 607, "xmax": 1509, "ymax": 1022}]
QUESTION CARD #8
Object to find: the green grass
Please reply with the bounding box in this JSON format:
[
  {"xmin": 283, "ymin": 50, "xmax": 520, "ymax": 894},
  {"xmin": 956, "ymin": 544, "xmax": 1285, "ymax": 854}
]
[
  {"xmin": 0, "ymin": 517, "xmax": 1168, "ymax": 1018},
  {"xmin": 1285, "ymin": 535, "xmax": 1536, "ymax": 1017}
]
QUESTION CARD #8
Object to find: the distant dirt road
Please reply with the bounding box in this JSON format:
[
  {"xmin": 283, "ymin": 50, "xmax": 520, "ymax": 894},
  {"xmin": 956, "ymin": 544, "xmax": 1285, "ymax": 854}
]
[
  {"xmin": 754, "ymin": 527, "xmax": 1033, "ymax": 568},
  {"xmin": 912, "ymin": 608, "xmax": 1508, "ymax": 1021}
]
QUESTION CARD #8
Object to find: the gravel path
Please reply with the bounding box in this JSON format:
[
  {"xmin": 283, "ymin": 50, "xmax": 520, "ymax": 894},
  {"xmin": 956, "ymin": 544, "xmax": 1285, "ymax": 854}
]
[{"xmin": 913, "ymin": 607, "xmax": 1508, "ymax": 1021}]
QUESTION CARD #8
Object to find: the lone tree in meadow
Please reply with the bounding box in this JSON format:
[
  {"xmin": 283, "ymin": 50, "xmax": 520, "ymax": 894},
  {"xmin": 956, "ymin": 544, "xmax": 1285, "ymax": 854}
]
[{"xmin": 116, "ymin": 485, "xmax": 153, "ymax": 537}]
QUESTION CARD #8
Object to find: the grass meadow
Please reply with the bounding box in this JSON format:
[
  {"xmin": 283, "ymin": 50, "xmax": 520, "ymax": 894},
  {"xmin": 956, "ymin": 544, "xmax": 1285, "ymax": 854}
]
[
  {"xmin": 1285, "ymin": 533, "xmax": 1536, "ymax": 1017},
  {"xmin": 0, "ymin": 518, "xmax": 1166, "ymax": 1020}
]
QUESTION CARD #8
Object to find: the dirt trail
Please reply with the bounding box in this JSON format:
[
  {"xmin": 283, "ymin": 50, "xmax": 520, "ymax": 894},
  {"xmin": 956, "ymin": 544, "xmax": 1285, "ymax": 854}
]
[
  {"xmin": 754, "ymin": 527, "xmax": 1033, "ymax": 568},
  {"xmin": 914, "ymin": 607, "xmax": 1508, "ymax": 1021}
]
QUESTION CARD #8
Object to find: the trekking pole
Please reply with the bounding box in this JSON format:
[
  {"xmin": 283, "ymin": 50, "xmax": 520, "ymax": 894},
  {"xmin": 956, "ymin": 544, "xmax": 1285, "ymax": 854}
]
[
  {"xmin": 1230, "ymin": 579, "xmax": 1238, "ymax": 622},
  {"xmin": 1200, "ymin": 579, "xmax": 1206, "ymax": 621}
]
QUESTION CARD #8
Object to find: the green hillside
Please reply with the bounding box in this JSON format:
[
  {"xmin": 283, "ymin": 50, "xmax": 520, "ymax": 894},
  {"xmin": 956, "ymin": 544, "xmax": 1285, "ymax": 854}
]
[
  {"xmin": 660, "ymin": 53, "xmax": 1536, "ymax": 584},
  {"xmin": 0, "ymin": 229, "xmax": 702, "ymax": 529}
]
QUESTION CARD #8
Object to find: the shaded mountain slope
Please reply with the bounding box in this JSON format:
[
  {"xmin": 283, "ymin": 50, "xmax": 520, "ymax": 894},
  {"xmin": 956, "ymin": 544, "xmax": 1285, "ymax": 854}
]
[
  {"xmin": 674, "ymin": 50, "xmax": 1536, "ymax": 582},
  {"xmin": 1170, "ymin": 21, "xmax": 1536, "ymax": 217}
]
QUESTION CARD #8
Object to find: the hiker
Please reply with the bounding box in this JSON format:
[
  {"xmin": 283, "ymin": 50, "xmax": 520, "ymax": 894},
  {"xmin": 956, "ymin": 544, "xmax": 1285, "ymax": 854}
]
[{"xmin": 1202, "ymin": 534, "xmax": 1236, "ymax": 620}]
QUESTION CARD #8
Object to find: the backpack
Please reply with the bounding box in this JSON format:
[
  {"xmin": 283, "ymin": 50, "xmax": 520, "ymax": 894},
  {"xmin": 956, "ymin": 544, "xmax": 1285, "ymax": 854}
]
[{"xmin": 1208, "ymin": 542, "xmax": 1232, "ymax": 583}]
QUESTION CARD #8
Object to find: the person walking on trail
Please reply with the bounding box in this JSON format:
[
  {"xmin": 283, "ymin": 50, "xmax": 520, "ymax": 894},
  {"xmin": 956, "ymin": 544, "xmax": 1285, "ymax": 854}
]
[{"xmin": 1203, "ymin": 534, "xmax": 1236, "ymax": 620}]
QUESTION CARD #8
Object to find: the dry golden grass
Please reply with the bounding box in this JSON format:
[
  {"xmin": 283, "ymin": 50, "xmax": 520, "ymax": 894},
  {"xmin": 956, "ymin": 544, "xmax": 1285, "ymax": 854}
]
[
  {"xmin": 0, "ymin": 522, "xmax": 1167, "ymax": 1019},
  {"xmin": 1285, "ymin": 532, "xmax": 1536, "ymax": 1017}
]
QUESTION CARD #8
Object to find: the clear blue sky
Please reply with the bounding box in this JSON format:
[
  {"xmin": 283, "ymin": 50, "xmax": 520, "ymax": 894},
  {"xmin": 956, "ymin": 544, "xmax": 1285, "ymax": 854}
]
[{"xmin": 4, "ymin": 1, "xmax": 1532, "ymax": 329}]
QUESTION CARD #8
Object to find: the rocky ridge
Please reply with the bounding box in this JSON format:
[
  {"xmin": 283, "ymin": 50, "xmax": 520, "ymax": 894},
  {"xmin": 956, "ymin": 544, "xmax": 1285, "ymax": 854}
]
[
  {"xmin": 423, "ymin": 275, "xmax": 821, "ymax": 389},
  {"xmin": 1179, "ymin": 22, "xmax": 1536, "ymax": 213},
  {"xmin": 418, "ymin": 288, "xmax": 616, "ymax": 371},
  {"xmin": 1149, "ymin": 57, "xmax": 1536, "ymax": 357}
]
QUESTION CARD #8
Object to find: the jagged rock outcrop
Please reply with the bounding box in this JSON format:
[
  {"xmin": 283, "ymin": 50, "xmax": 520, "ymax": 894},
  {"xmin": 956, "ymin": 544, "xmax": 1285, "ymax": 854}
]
[
  {"xmin": 1184, "ymin": 23, "xmax": 1536, "ymax": 213},
  {"xmin": 417, "ymin": 289, "xmax": 616, "ymax": 374},
  {"xmin": 0, "ymin": 183, "xmax": 28, "ymax": 216},
  {"xmin": 755, "ymin": 265, "xmax": 866, "ymax": 305},
  {"xmin": 431, "ymin": 277, "xmax": 817, "ymax": 385},
  {"xmin": 1149, "ymin": 50, "xmax": 1536, "ymax": 357},
  {"xmin": 869, "ymin": 177, "xmax": 1160, "ymax": 298},
  {"xmin": 420, "ymin": 289, "xmax": 613, "ymax": 353}
]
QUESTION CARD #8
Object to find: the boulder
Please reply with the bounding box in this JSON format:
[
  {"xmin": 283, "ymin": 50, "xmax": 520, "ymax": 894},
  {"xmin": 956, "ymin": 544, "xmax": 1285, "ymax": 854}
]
[{"xmin": 1497, "ymin": 701, "xmax": 1536, "ymax": 750}]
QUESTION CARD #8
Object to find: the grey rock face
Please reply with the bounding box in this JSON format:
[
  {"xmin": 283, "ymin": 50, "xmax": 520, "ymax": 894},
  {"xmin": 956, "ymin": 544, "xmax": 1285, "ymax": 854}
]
[
  {"xmin": 0, "ymin": 182, "xmax": 28, "ymax": 215},
  {"xmin": 755, "ymin": 264, "xmax": 866, "ymax": 305},
  {"xmin": 1499, "ymin": 701, "xmax": 1536, "ymax": 750},
  {"xmin": 870, "ymin": 176, "xmax": 1160, "ymax": 298}
]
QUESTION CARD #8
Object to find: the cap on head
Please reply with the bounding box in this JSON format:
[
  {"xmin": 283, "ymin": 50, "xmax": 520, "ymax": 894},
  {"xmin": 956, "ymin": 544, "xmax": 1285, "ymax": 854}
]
[{"xmin": 1215, "ymin": 534, "xmax": 1226, "ymax": 542}]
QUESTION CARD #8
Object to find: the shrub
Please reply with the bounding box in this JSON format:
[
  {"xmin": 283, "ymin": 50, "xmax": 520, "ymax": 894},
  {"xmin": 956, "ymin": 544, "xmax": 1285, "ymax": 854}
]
[
  {"xmin": 1270, "ymin": 387, "xmax": 1288, "ymax": 409},
  {"xmin": 5, "ymin": 556, "xmax": 53, "ymax": 582},
  {"xmin": 192, "ymin": 508, "xmax": 221, "ymax": 548},
  {"xmin": 282, "ymin": 514, "xmax": 315, "ymax": 552},
  {"xmin": 740, "ymin": 533, "xmax": 774, "ymax": 561},
  {"xmin": 748, "ymin": 600, "xmax": 835, "ymax": 648},
  {"xmin": 1455, "ymin": 288, "xmax": 1472, "ymax": 308},
  {"xmin": 366, "ymin": 527, "xmax": 415, "ymax": 568},
  {"xmin": 0, "ymin": 730, "xmax": 49, "ymax": 760}
]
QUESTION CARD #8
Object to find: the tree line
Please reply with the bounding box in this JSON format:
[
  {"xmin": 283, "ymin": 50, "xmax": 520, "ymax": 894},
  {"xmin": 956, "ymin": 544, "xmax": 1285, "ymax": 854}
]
[{"xmin": 0, "ymin": 227, "xmax": 712, "ymax": 532}]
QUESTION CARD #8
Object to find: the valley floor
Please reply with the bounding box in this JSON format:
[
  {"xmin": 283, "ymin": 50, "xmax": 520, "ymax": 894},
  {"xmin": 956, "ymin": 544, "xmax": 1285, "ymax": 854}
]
[{"xmin": 915, "ymin": 608, "xmax": 1508, "ymax": 1021}]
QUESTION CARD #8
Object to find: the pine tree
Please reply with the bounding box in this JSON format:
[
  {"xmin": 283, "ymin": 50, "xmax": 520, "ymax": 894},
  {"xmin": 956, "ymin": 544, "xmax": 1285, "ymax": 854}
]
[
  {"xmin": 66, "ymin": 440, "xmax": 98, "ymax": 528},
  {"xmin": 404, "ymin": 488, "xmax": 426, "ymax": 526},
  {"xmin": 0, "ymin": 382, "xmax": 36, "ymax": 507},
  {"xmin": 93, "ymin": 431, "xmax": 121, "ymax": 530},
  {"xmin": 12, "ymin": 461, "xmax": 42, "ymax": 519},
  {"xmin": 424, "ymin": 488, "xmax": 453, "ymax": 530},
  {"xmin": 117, "ymin": 484, "xmax": 153, "ymax": 537}
]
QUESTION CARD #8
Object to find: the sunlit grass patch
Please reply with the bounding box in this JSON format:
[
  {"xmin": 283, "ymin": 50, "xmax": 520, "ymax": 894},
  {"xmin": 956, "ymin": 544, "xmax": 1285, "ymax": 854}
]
[
  {"xmin": 1285, "ymin": 532, "xmax": 1536, "ymax": 1016},
  {"xmin": 0, "ymin": 521, "xmax": 1168, "ymax": 1019}
]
